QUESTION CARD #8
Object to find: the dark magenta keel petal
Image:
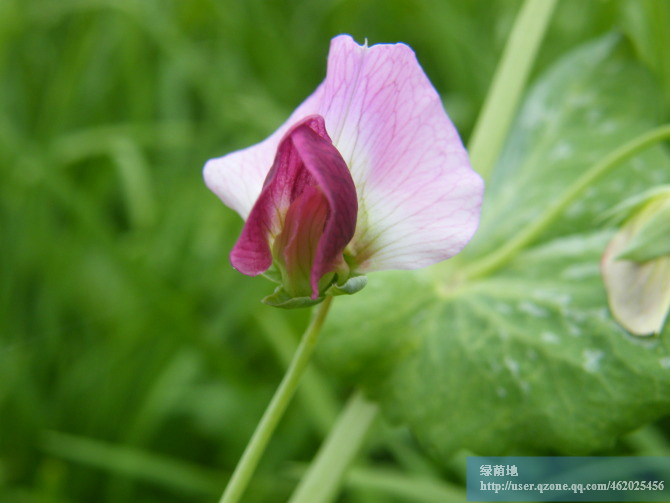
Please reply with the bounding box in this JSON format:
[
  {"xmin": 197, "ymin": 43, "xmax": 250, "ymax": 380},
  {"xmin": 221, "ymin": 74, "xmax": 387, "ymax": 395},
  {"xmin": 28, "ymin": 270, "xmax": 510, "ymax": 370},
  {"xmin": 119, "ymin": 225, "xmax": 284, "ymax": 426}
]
[{"xmin": 230, "ymin": 115, "xmax": 357, "ymax": 299}]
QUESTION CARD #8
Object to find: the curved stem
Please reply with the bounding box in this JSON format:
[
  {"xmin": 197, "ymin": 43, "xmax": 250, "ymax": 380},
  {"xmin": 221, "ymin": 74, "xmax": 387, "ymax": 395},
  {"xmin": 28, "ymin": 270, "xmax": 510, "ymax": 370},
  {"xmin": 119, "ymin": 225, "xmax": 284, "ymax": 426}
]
[
  {"xmin": 467, "ymin": 0, "xmax": 557, "ymax": 181},
  {"xmin": 254, "ymin": 310, "xmax": 339, "ymax": 435},
  {"xmin": 288, "ymin": 390, "xmax": 379, "ymax": 503},
  {"xmin": 464, "ymin": 124, "xmax": 670, "ymax": 280},
  {"xmin": 218, "ymin": 296, "xmax": 333, "ymax": 503}
]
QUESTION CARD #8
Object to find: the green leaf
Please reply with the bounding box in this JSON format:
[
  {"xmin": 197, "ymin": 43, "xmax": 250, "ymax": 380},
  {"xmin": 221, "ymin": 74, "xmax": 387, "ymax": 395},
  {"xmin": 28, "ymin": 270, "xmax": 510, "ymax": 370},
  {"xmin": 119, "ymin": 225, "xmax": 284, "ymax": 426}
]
[
  {"xmin": 468, "ymin": 34, "xmax": 668, "ymax": 258},
  {"xmin": 321, "ymin": 239, "xmax": 670, "ymax": 457},
  {"xmin": 616, "ymin": 200, "xmax": 670, "ymax": 262},
  {"xmin": 317, "ymin": 34, "xmax": 670, "ymax": 459}
]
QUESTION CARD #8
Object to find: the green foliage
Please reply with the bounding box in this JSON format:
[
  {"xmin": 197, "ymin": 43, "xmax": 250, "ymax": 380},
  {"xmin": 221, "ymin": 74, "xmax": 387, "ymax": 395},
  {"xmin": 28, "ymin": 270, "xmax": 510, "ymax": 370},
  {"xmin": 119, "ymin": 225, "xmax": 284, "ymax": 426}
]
[
  {"xmin": 477, "ymin": 34, "xmax": 667, "ymax": 254},
  {"xmin": 616, "ymin": 198, "xmax": 670, "ymax": 262},
  {"xmin": 319, "ymin": 36, "xmax": 670, "ymax": 459}
]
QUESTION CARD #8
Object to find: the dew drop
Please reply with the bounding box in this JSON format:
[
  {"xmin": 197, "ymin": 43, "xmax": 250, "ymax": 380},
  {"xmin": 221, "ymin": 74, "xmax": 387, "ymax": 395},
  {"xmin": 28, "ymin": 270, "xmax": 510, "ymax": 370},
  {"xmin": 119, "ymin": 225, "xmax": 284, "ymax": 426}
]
[
  {"xmin": 504, "ymin": 357, "xmax": 520, "ymax": 377},
  {"xmin": 582, "ymin": 349, "xmax": 604, "ymax": 373},
  {"xmin": 519, "ymin": 301, "xmax": 549, "ymax": 318},
  {"xmin": 541, "ymin": 331, "xmax": 560, "ymax": 344}
]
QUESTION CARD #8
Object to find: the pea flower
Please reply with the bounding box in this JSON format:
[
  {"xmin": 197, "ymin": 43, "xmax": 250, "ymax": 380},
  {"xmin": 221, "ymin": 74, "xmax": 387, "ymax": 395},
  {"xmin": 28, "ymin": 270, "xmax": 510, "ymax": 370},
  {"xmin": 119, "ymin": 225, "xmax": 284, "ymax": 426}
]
[{"xmin": 204, "ymin": 35, "xmax": 484, "ymax": 307}]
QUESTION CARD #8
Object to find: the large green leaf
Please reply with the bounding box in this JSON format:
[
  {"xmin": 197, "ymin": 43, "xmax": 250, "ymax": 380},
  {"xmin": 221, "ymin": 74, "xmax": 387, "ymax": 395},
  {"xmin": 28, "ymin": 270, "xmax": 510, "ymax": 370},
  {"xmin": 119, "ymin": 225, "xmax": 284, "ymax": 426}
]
[
  {"xmin": 471, "ymin": 34, "xmax": 667, "ymax": 256},
  {"xmin": 317, "ymin": 34, "xmax": 670, "ymax": 459}
]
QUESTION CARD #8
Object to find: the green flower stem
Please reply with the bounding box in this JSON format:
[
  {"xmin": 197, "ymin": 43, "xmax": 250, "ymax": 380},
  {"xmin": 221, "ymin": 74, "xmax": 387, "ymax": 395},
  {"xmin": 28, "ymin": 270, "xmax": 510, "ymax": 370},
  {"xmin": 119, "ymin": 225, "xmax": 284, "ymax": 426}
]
[
  {"xmin": 288, "ymin": 390, "xmax": 379, "ymax": 503},
  {"xmin": 254, "ymin": 310, "xmax": 339, "ymax": 435},
  {"xmin": 218, "ymin": 295, "xmax": 333, "ymax": 503},
  {"xmin": 464, "ymin": 124, "xmax": 670, "ymax": 280},
  {"xmin": 467, "ymin": 0, "xmax": 557, "ymax": 181}
]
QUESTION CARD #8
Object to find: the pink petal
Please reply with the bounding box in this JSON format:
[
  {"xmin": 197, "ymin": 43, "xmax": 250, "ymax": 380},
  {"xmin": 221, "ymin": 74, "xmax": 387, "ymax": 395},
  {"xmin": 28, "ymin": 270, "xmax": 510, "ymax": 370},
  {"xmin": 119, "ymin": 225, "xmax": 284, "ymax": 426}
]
[
  {"xmin": 318, "ymin": 35, "xmax": 483, "ymax": 271},
  {"xmin": 230, "ymin": 115, "xmax": 357, "ymax": 299},
  {"xmin": 275, "ymin": 186, "xmax": 330, "ymax": 293},
  {"xmin": 203, "ymin": 87, "xmax": 325, "ymax": 219},
  {"xmin": 205, "ymin": 35, "xmax": 483, "ymax": 272}
]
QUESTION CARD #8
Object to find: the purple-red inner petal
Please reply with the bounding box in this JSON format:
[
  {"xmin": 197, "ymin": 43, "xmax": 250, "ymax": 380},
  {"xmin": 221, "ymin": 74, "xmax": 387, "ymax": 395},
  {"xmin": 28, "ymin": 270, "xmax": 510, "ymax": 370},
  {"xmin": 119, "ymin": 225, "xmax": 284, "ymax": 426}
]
[
  {"xmin": 230, "ymin": 115, "xmax": 357, "ymax": 299},
  {"xmin": 273, "ymin": 186, "xmax": 329, "ymax": 296}
]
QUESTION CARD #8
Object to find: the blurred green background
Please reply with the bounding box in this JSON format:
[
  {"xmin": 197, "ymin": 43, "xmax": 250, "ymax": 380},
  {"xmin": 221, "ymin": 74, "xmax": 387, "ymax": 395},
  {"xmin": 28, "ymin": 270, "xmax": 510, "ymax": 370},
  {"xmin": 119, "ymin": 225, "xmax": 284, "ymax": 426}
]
[{"xmin": 1, "ymin": 0, "xmax": 669, "ymax": 502}]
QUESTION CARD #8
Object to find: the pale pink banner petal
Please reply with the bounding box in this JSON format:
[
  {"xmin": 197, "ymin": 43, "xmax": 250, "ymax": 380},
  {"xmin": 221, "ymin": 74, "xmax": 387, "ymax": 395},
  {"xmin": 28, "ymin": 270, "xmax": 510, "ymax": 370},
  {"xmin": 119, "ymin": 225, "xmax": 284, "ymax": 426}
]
[
  {"xmin": 203, "ymin": 86, "xmax": 325, "ymax": 219},
  {"xmin": 317, "ymin": 35, "xmax": 483, "ymax": 271}
]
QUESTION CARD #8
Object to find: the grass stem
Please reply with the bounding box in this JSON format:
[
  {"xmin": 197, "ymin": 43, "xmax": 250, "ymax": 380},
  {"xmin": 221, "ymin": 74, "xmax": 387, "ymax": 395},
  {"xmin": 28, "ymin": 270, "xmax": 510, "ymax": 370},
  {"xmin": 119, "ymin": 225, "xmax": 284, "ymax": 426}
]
[
  {"xmin": 468, "ymin": 0, "xmax": 557, "ymax": 181},
  {"xmin": 288, "ymin": 390, "xmax": 379, "ymax": 503}
]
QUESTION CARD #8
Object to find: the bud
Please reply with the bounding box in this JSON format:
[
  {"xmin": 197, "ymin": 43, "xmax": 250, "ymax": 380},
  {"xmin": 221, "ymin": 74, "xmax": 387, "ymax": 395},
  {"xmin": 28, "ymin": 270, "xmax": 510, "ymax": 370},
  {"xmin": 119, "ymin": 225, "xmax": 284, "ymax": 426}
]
[
  {"xmin": 601, "ymin": 187, "xmax": 670, "ymax": 335},
  {"xmin": 229, "ymin": 115, "xmax": 358, "ymax": 307}
]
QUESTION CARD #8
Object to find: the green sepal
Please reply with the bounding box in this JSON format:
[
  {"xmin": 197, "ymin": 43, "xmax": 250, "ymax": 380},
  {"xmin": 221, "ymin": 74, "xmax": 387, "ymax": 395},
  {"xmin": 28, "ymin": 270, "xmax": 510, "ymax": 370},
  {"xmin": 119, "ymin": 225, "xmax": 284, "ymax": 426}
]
[
  {"xmin": 261, "ymin": 265, "xmax": 283, "ymax": 285},
  {"xmin": 261, "ymin": 273, "xmax": 366, "ymax": 308},
  {"xmin": 325, "ymin": 274, "xmax": 367, "ymax": 296},
  {"xmin": 262, "ymin": 285, "xmax": 324, "ymax": 309}
]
